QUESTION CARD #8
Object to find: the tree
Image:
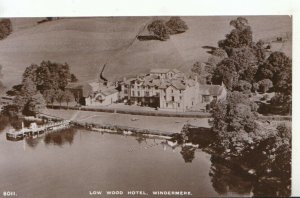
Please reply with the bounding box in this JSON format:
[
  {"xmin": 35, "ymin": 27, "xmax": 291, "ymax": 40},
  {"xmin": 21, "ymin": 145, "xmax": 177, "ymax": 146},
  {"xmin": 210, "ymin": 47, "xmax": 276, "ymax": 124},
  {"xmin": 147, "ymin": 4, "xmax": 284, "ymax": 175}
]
[
  {"xmin": 235, "ymin": 80, "xmax": 252, "ymax": 94},
  {"xmin": 212, "ymin": 91, "xmax": 257, "ymax": 134},
  {"xmin": 218, "ymin": 17, "xmax": 253, "ymax": 54},
  {"xmin": 270, "ymin": 93, "xmax": 292, "ymax": 115},
  {"xmin": 42, "ymin": 89, "xmax": 57, "ymax": 107},
  {"xmin": 212, "ymin": 58, "xmax": 239, "ymax": 90},
  {"xmin": 0, "ymin": 19, "xmax": 12, "ymax": 40},
  {"xmin": 230, "ymin": 47, "xmax": 257, "ymax": 73},
  {"xmin": 55, "ymin": 90, "xmax": 65, "ymax": 108},
  {"xmin": 25, "ymin": 92, "xmax": 46, "ymax": 115},
  {"xmin": 165, "ymin": 17, "xmax": 188, "ymax": 34},
  {"xmin": 258, "ymin": 79, "xmax": 273, "ymax": 93},
  {"xmin": 256, "ymin": 51, "xmax": 291, "ymax": 94},
  {"xmin": 64, "ymin": 90, "xmax": 75, "ymax": 108},
  {"xmin": 71, "ymin": 74, "xmax": 78, "ymax": 82},
  {"xmin": 191, "ymin": 62, "xmax": 208, "ymax": 84},
  {"xmin": 147, "ymin": 20, "xmax": 170, "ymax": 41},
  {"xmin": 13, "ymin": 78, "xmax": 37, "ymax": 112}
]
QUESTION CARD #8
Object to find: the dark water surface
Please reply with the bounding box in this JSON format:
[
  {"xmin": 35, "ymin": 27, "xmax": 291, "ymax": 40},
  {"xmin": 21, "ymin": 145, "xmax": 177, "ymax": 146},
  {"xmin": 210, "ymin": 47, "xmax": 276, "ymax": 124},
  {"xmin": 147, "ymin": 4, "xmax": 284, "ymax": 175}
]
[{"xmin": 0, "ymin": 125, "xmax": 252, "ymax": 198}]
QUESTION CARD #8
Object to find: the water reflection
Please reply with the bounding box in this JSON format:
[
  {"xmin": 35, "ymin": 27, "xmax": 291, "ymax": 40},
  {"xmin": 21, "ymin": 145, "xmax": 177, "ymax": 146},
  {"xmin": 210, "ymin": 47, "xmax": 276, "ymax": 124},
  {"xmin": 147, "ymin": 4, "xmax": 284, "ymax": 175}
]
[
  {"xmin": 184, "ymin": 128, "xmax": 291, "ymax": 197},
  {"xmin": 180, "ymin": 146, "xmax": 196, "ymax": 163},
  {"xmin": 0, "ymin": 115, "xmax": 9, "ymax": 132},
  {"xmin": 209, "ymin": 155, "xmax": 253, "ymax": 195},
  {"xmin": 1, "ymin": 117, "xmax": 291, "ymax": 197},
  {"xmin": 44, "ymin": 128, "xmax": 77, "ymax": 146},
  {"xmin": 25, "ymin": 137, "xmax": 40, "ymax": 148}
]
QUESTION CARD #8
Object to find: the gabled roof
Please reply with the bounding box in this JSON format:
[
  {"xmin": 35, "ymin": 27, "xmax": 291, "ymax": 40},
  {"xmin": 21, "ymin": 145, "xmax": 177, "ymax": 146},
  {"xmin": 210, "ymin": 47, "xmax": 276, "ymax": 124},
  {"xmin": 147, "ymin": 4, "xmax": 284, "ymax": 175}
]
[
  {"xmin": 88, "ymin": 82, "xmax": 100, "ymax": 92},
  {"xmin": 170, "ymin": 80, "xmax": 186, "ymax": 90},
  {"xmin": 150, "ymin": 69, "xmax": 171, "ymax": 74},
  {"xmin": 199, "ymin": 85, "xmax": 224, "ymax": 96},
  {"xmin": 172, "ymin": 69, "xmax": 181, "ymax": 74},
  {"xmin": 100, "ymin": 87, "xmax": 118, "ymax": 96},
  {"xmin": 150, "ymin": 68, "xmax": 182, "ymax": 74}
]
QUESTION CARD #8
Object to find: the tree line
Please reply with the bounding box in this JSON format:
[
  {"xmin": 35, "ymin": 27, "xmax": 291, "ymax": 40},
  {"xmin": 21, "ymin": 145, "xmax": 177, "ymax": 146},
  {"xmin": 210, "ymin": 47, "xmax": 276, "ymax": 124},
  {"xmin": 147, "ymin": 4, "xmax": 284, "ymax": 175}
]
[
  {"xmin": 5, "ymin": 61, "xmax": 77, "ymax": 116},
  {"xmin": 192, "ymin": 17, "xmax": 291, "ymax": 114},
  {"xmin": 145, "ymin": 17, "xmax": 188, "ymax": 41}
]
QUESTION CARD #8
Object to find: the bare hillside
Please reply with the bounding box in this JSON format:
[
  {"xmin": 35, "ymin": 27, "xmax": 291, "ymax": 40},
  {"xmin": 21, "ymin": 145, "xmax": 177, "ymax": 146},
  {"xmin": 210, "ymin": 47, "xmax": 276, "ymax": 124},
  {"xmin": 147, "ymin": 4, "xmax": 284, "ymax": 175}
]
[{"xmin": 0, "ymin": 16, "xmax": 292, "ymax": 87}]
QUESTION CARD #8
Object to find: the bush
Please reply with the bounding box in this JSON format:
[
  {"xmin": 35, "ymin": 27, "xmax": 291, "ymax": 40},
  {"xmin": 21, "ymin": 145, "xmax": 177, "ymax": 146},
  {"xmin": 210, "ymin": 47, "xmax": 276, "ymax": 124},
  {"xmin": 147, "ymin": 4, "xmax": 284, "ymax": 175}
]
[
  {"xmin": 165, "ymin": 17, "xmax": 188, "ymax": 34},
  {"xmin": 147, "ymin": 20, "xmax": 170, "ymax": 41},
  {"xmin": 0, "ymin": 19, "xmax": 12, "ymax": 40},
  {"xmin": 258, "ymin": 79, "xmax": 273, "ymax": 93}
]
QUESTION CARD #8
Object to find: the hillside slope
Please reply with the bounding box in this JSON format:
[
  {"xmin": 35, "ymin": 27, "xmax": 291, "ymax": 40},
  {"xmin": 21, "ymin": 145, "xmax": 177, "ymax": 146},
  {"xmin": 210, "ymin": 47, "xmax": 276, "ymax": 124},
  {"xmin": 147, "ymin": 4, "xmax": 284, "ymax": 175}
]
[{"xmin": 0, "ymin": 16, "xmax": 292, "ymax": 88}]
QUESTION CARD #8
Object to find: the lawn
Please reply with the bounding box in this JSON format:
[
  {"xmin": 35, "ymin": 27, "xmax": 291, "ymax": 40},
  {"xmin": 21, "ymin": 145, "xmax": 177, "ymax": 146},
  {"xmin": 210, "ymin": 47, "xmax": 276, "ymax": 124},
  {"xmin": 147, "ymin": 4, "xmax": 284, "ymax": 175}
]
[
  {"xmin": 41, "ymin": 108, "xmax": 210, "ymax": 135},
  {"xmin": 0, "ymin": 16, "xmax": 292, "ymax": 88}
]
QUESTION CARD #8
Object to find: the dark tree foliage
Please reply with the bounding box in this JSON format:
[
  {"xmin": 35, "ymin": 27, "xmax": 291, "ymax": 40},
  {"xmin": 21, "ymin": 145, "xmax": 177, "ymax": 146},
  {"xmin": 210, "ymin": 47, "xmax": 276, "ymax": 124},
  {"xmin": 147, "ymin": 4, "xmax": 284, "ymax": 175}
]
[
  {"xmin": 235, "ymin": 80, "xmax": 252, "ymax": 94},
  {"xmin": 212, "ymin": 58, "xmax": 239, "ymax": 90},
  {"xmin": 212, "ymin": 91, "xmax": 257, "ymax": 134},
  {"xmin": 218, "ymin": 17, "xmax": 253, "ymax": 54},
  {"xmin": 71, "ymin": 74, "xmax": 78, "ymax": 82},
  {"xmin": 165, "ymin": 17, "xmax": 188, "ymax": 35},
  {"xmin": 230, "ymin": 47, "xmax": 257, "ymax": 73},
  {"xmin": 0, "ymin": 19, "xmax": 12, "ymax": 40},
  {"xmin": 6, "ymin": 84, "xmax": 23, "ymax": 96},
  {"xmin": 256, "ymin": 52, "xmax": 292, "ymax": 95},
  {"xmin": 252, "ymin": 40, "xmax": 267, "ymax": 63},
  {"xmin": 12, "ymin": 61, "xmax": 77, "ymax": 114},
  {"xmin": 270, "ymin": 93, "xmax": 292, "ymax": 115},
  {"xmin": 22, "ymin": 61, "xmax": 76, "ymax": 93},
  {"xmin": 147, "ymin": 20, "xmax": 170, "ymax": 41}
]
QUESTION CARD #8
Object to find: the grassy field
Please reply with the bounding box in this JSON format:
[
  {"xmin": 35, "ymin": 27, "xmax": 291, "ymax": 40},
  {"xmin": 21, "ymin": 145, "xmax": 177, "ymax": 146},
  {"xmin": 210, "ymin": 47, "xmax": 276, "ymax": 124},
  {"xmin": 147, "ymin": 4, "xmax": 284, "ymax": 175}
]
[{"xmin": 0, "ymin": 16, "xmax": 292, "ymax": 88}]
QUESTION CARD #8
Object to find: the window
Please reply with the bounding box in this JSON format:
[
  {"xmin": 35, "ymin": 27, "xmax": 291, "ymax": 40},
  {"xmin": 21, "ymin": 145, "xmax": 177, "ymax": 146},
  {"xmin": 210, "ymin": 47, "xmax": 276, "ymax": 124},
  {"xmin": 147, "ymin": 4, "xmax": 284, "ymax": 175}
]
[
  {"xmin": 178, "ymin": 103, "xmax": 180, "ymax": 107},
  {"xmin": 172, "ymin": 96, "xmax": 175, "ymax": 102},
  {"xmin": 132, "ymin": 91, "xmax": 134, "ymax": 97},
  {"xmin": 145, "ymin": 91, "xmax": 149, "ymax": 97},
  {"xmin": 124, "ymin": 90, "xmax": 128, "ymax": 94},
  {"xmin": 179, "ymin": 96, "xmax": 182, "ymax": 100},
  {"xmin": 164, "ymin": 96, "xmax": 166, "ymax": 100},
  {"xmin": 137, "ymin": 91, "xmax": 140, "ymax": 97},
  {"xmin": 171, "ymin": 89, "xmax": 173, "ymax": 93},
  {"xmin": 166, "ymin": 103, "xmax": 168, "ymax": 108}
]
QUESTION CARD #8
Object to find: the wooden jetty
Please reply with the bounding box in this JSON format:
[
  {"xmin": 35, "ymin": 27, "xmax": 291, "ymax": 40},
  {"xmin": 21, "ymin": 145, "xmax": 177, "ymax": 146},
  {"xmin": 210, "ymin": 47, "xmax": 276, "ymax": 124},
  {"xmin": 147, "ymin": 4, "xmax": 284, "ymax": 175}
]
[{"xmin": 6, "ymin": 120, "xmax": 71, "ymax": 141}]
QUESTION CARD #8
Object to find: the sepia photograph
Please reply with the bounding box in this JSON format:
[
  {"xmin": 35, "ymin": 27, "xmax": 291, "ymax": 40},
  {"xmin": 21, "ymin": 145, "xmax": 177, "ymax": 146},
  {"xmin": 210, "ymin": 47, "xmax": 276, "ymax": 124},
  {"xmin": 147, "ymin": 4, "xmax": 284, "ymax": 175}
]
[{"xmin": 0, "ymin": 2, "xmax": 295, "ymax": 197}]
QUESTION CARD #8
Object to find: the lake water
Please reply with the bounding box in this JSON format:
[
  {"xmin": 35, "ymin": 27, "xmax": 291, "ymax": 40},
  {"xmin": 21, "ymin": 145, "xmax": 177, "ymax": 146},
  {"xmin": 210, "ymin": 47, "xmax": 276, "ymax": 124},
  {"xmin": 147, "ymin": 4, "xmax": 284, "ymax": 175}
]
[{"xmin": 0, "ymin": 127, "xmax": 251, "ymax": 198}]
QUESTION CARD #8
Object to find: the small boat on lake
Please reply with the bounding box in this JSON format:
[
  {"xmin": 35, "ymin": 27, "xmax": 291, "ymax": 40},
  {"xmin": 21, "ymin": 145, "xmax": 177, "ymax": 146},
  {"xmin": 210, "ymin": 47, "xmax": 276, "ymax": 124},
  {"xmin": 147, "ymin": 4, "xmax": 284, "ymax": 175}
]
[{"xmin": 6, "ymin": 120, "xmax": 71, "ymax": 141}]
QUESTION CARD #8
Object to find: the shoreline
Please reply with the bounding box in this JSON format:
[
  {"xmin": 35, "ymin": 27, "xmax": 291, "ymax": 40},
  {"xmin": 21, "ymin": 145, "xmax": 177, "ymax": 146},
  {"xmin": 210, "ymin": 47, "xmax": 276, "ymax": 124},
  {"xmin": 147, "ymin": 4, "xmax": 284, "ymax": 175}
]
[{"xmin": 39, "ymin": 108, "xmax": 211, "ymax": 136}]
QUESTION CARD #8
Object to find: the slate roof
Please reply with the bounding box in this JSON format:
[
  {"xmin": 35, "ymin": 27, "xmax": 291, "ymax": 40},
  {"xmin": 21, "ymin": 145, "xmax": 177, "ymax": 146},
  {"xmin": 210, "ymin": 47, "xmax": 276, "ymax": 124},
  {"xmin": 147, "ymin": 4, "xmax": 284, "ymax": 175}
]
[
  {"xmin": 100, "ymin": 87, "xmax": 119, "ymax": 96},
  {"xmin": 171, "ymin": 80, "xmax": 186, "ymax": 90},
  {"xmin": 150, "ymin": 69, "xmax": 171, "ymax": 74},
  {"xmin": 199, "ymin": 85, "xmax": 224, "ymax": 96},
  {"xmin": 150, "ymin": 68, "xmax": 182, "ymax": 74}
]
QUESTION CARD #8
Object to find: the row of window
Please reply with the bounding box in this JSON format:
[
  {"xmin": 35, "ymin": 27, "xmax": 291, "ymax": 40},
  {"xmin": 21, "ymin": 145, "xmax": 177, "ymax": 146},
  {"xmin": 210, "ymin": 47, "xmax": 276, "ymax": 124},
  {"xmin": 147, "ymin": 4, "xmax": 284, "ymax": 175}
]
[{"xmin": 166, "ymin": 103, "xmax": 181, "ymax": 108}]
